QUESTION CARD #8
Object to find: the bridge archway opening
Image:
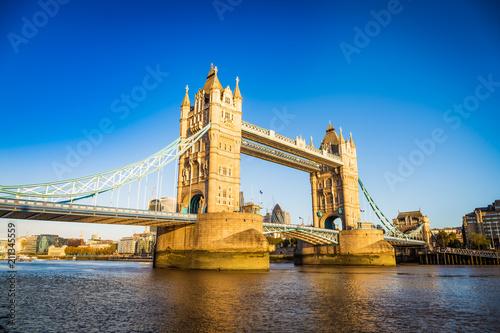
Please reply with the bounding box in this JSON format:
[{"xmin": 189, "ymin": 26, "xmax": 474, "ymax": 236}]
[
  {"xmin": 322, "ymin": 215, "xmax": 343, "ymax": 230},
  {"xmin": 189, "ymin": 194, "xmax": 204, "ymax": 214}
]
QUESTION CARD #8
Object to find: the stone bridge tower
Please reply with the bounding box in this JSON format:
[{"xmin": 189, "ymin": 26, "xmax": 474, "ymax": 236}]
[
  {"xmin": 177, "ymin": 65, "xmax": 243, "ymax": 213},
  {"xmin": 310, "ymin": 123, "xmax": 360, "ymax": 230}
]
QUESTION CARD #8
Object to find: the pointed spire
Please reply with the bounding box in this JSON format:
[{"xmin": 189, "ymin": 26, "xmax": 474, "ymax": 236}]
[
  {"xmin": 203, "ymin": 64, "xmax": 223, "ymax": 92},
  {"xmin": 339, "ymin": 126, "xmax": 345, "ymax": 142},
  {"xmin": 327, "ymin": 120, "xmax": 334, "ymax": 131},
  {"xmin": 349, "ymin": 132, "xmax": 356, "ymax": 148},
  {"xmin": 233, "ymin": 76, "xmax": 242, "ymax": 101},
  {"xmin": 310, "ymin": 136, "xmax": 314, "ymax": 148},
  {"xmin": 181, "ymin": 85, "xmax": 190, "ymax": 107}
]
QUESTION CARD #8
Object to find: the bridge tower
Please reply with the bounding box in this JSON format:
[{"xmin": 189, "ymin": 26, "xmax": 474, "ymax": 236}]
[
  {"xmin": 310, "ymin": 123, "xmax": 360, "ymax": 230},
  {"xmin": 177, "ymin": 65, "xmax": 243, "ymax": 214}
]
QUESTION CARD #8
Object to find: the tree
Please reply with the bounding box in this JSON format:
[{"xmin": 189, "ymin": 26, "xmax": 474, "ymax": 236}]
[
  {"xmin": 436, "ymin": 231, "xmax": 449, "ymax": 248},
  {"xmin": 469, "ymin": 233, "xmax": 490, "ymax": 250},
  {"xmin": 447, "ymin": 233, "xmax": 462, "ymax": 249}
]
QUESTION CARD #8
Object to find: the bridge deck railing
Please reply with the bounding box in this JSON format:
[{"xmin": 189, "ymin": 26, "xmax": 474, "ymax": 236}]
[
  {"xmin": 263, "ymin": 223, "xmax": 339, "ymax": 234},
  {"xmin": 434, "ymin": 247, "xmax": 499, "ymax": 259},
  {"xmin": 0, "ymin": 198, "xmax": 197, "ymax": 220},
  {"xmin": 242, "ymin": 121, "xmax": 343, "ymax": 165}
]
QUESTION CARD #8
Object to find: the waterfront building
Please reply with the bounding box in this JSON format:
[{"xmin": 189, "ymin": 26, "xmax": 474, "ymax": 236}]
[
  {"xmin": 135, "ymin": 232, "xmax": 156, "ymax": 255},
  {"xmin": 463, "ymin": 200, "xmax": 500, "ymax": 249},
  {"xmin": 14, "ymin": 235, "xmax": 27, "ymax": 252},
  {"xmin": 117, "ymin": 236, "xmax": 137, "ymax": 254},
  {"xmin": 25, "ymin": 236, "xmax": 37, "ymax": 254},
  {"xmin": 36, "ymin": 235, "xmax": 59, "ymax": 254},
  {"xmin": 117, "ymin": 230, "xmax": 156, "ymax": 255},
  {"xmin": 0, "ymin": 239, "xmax": 7, "ymax": 257},
  {"xmin": 47, "ymin": 245, "xmax": 67, "ymax": 257},
  {"xmin": 68, "ymin": 238, "xmax": 84, "ymax": 247},
  {"xmin": 85, "ymin": 233, "xmax": 115, "ymax": 249}
]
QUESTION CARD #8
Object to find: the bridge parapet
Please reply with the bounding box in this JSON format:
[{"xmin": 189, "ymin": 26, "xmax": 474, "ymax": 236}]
[
  {"xmin": 243, "ymin": 121, "xmax": 270, "ymax": 136},
  {"xmin": 438, "ymin": 247, "xmax": 499, "ymax": 259},
  {"xmin": 241, "ymin": 140, "xmax": 320, "ymax": 172},
  {"xmin": 241, "ymin": 121, "xmax": 343, "ymax": 167},
  {"xmin": 384, "ymin": 235, "xmax": 426, "ymax": 246}
]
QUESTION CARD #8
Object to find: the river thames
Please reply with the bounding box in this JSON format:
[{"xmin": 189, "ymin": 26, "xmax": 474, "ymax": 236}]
[{"xmin": 1, "ymin": 260, "xmax": 499, "ymax": 332}]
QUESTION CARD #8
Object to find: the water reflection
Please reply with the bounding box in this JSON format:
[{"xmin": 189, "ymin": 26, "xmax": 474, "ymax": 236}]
[{"xmin": 0, "ymin": 262, "xmax": 499, "ymax": 332}]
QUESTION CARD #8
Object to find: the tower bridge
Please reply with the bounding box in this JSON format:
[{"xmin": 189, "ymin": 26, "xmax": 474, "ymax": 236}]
[{"xmin": 0, "ymin": 65, "xmax": 425, "ymax": 270}]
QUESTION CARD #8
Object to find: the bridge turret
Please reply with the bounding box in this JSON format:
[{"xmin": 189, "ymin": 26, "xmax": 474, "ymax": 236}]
[
  {"xmin": 180, "ymin": 85, "xmax": 191, "ymax": 140},
  {"xmin": 233, "ymin": 77, "xmax": 242, "ymax": 111},
  {"xmin": 177, "ymin": 65, "xmax": 242, "ymax": 214},
  {"xmin": 204, "ymin": 65, "xmax": 223, "ymax": 104},
  {"xmin": 349, "ymin": 132, "xmax": 356, "ymax": 149},
  {"xmin": 310, "ymin": 122, "xmax": 360, "ymax": 230}
]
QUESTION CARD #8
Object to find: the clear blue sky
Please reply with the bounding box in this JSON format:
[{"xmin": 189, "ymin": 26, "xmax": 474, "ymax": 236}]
[{"xmin": 1, "ymin": 0, "xmax": 499, "ymax": 240}]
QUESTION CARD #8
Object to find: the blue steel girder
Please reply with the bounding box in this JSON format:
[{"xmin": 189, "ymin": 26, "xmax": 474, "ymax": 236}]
[
  {"xmin": 358, "ymin": 178, "xmax": 424, "ymax": 239},
  {"xmin": 0, "ymin": 123, "xmax": 211, "ymax": 201},
  {"xmin": 0, "ymin": 198, "xmax": 197, "ymax": 226},
  {"xmin": 384, "ymin": 236, "xmax": 426, "ymax": 246}
]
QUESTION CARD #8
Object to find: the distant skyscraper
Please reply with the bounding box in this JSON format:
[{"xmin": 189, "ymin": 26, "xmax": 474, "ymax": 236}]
[{"xmin": 268, "ymin": 204, "xmax": 291, "ymax": 224}]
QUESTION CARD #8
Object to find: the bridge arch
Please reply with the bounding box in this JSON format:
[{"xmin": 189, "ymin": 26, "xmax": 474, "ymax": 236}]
[
  {"xmin": 180, "ymin": 190, "xmax": 205, "ymax": 214},
  {"xmin": 320, "ymin": 213, "xmax": 343, "ymax": 230},
  {"xmin": 189, "ymin": 194, "xmax": 204, "ymax": 214}
]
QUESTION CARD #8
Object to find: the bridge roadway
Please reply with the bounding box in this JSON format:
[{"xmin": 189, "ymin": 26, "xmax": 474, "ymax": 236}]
[
  {"xmin": 241, "ymin": 121, "xmax": 343, "ymax": 169},
  {"xmin": 241, "ymin": 140, "xmax": 320, "ymax": 173},
  {"xmin": 0, "ymin": 198, "xmax": 424, "ymax": 246}
]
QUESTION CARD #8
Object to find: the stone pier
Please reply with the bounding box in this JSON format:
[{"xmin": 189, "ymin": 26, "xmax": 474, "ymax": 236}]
[
  {"xmin": 154, "ymin": 212, "xmax": 269, "ymax": 270},
  {"xmin": 294, "ymin": 229, "xmax": 396, "ymax": 266}
]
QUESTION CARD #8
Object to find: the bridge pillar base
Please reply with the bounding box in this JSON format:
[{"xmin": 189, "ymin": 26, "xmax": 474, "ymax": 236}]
[
  {"xmin": 154, "ymin": 212, "xmax": 269, "ymax": 270},
  {"xmin": 294, "ymin": 229, "xmax": 395, "ymax": 266}
]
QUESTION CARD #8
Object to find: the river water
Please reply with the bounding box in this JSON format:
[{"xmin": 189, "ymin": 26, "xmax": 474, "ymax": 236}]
[{"xmin": 1, "ymin": 260, "xmax": 499, "ymax": 332}]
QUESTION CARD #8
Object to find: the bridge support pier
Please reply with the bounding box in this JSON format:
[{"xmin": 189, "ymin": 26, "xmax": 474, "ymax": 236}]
[
  {"xmin": 154, "ymin": 212, "xmax": 269, "ymax": 270},
  {"xmin": 294, "ymin": 229, "xmax": 395, "ymax": 266}
]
